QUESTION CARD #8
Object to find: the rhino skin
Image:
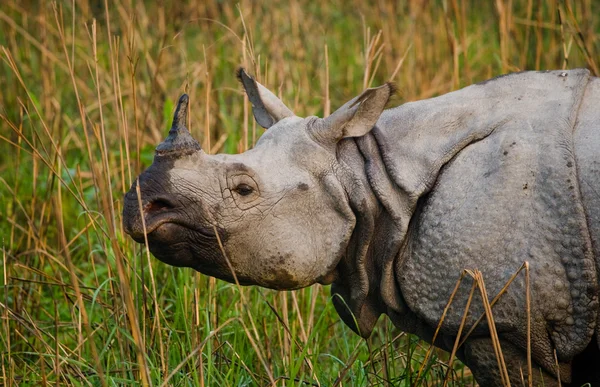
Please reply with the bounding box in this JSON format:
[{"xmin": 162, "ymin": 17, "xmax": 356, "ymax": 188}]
[{"xmin": 123, "ymin": 68, "xmax": 600, "ymax": 386}]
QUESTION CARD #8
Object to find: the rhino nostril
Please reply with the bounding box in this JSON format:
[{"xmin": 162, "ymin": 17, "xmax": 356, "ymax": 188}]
[{"xmin": 145, "ymin": 198, "xmax": 175, "ymax": 214}]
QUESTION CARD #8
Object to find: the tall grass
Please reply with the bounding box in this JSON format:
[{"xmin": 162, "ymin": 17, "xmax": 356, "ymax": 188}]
[{"xmin": 0, "ymin": 0, "xmax": 598, "ymax": 385}]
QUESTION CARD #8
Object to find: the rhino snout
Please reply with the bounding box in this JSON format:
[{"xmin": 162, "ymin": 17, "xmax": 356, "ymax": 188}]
[
  {"xmin": 122, "ymin": 188, "xmax": 145, "ymax": 241},
  {"xmin": 122, "ymin": 180, "xmax": 233, "ymax": 274},
  {"xmin": 122, "ymin": 180, "xmax": 182, "ymax": 242}
]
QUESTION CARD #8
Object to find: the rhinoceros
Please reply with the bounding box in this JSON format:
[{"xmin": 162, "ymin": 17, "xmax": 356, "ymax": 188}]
[{"xmin": 123, "ymin": 68, "xmax": 600, "ymax": 386}]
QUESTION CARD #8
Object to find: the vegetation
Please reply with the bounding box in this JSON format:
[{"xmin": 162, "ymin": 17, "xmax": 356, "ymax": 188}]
[{"xmin": 1, "ymin": 0, "xmax": 598, "ymax": 385}]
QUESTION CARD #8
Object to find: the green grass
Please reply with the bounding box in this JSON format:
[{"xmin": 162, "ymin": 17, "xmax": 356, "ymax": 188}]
[{"xmin": 0, "ymin": 0, "xmax": 598, "ymax": 386}]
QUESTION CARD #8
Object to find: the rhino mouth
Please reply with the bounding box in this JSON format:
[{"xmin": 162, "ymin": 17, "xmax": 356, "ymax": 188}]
[
  {"xmin": 123, "ymin": 193, "xmax": 216, "ymax": 241},
  {"xmin": 132, "ymin": 197, "xmax": 177, "ymax": 239}
]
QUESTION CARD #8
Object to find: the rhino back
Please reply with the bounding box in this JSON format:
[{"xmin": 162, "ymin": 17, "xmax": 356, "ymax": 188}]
[
  {"xmin": 574, "ymin": 76, "xmax": 600, "ymax": 348},
  {"xmin": 394, "ymin": 70, "xmax": 598, "ymax": 364}
]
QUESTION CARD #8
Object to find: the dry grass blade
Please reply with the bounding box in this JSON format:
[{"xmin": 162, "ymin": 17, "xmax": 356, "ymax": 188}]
[
  {"xmin": 389, "ymin": 42, "xmax": 412, "ymax": 83},
  {"xmin": 553, "ymin": 349, "xmax": 562, "ymax": 387},
  {"xmin": 558, "ymin": 6, "xmax": 570, "ymax": 70},
  {"xmin": 442, "ymin": 278, "xmax": 478, "ymax": 387},
  {"xmin": 324, "ymin": 44, "xmax": 330, "ymax": 118},
  {"xmin": 525, "ymin": 262, "xmax": 532, "ymax": 387},
  {"xmin": 495, "ymin": 0, "xmax": 510, "ymax": 73},
  {"xmin": 363, "ymin": 29, "xmax": 385, "ymax": 89},
  {"xmin": 561, "ymin": 1, "xmax": 599, "ymax": 75},
  {"xmin": 135, "ymin": 180, "xmax": 166, "ymax": 377},
  {"xmin": 458, "ymin": 262, "xmax": 529, "ymax": 347},
  {"xmin": 2, "ymin": 246, "xmax": 10, "ymax": 385},
  {"xmin": 442, "ymin": 0, "xmax": 459, "ymax": 88},
  {"xmin": 418, "ymin": 263, "xmax": 536, "ymax": 387},
  {"xmin": 54, "ymin": 186, "xmax": 106, "ymax": 386},
  {"xmin": 472, "ymin": 269, "xmax": 511, "ymax": 386}
]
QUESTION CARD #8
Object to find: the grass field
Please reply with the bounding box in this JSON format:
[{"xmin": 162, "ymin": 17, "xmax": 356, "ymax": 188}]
[{"xmin": 1, "ymin": 1, "xmax": 598, "ymax": 385}]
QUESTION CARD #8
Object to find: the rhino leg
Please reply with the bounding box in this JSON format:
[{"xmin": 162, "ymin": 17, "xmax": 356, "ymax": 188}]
[{"xmin": 463, "ymin": 338, "xmax": 564, "ymax": 387}]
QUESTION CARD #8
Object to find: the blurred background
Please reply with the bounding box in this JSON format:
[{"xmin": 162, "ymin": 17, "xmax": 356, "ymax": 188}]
[{"xmin": 0, "ymin": 1, "xmax": 598, "ymax": 385}]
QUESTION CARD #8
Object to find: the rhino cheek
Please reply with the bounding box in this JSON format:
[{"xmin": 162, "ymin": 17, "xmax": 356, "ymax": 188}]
[
  {"xmin": 226, "ymin": 212, "xmax": 350, "ymax": 290},
  {"xmin": 223, "ymin": 240, "xmax": 304, "ymax": 289},
  {"xmin": 255, "ymin": 195, "xmax": 353, "ymax": 289}
]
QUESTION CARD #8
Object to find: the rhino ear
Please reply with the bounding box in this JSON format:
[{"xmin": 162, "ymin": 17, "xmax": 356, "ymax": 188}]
[
  {"xmin": 237, "ymin": 68, "xmax": 294, "ymax": 129},
  {"xmin": 314, "ymin": 83, "xmax": 395, "ymax": 144}
]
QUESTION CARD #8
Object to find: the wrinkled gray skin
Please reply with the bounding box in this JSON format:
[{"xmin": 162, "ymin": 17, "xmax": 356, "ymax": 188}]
[{"xmin": 123, "ymin": 69, "xmax": 600, "ymax": 386}]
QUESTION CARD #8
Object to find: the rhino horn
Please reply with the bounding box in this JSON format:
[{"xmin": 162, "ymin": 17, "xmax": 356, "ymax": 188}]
[
  {"xmin": 237, "ymin": 68, "xmax": 294, "ymax": 129},
  {"xmin": 155, "ymin": 94, "xmax": 202, "ymax": 157}
]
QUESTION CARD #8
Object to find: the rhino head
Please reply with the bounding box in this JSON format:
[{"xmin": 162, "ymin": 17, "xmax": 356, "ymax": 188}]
[{"xmin": 123, "ymin": 69, "xmax": 394, "ymax": 294}]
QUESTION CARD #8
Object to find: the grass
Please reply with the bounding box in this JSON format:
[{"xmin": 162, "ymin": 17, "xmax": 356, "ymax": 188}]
[{"xmin": 0, "ymin": 0, "xmax": 598, "ymax": 385}]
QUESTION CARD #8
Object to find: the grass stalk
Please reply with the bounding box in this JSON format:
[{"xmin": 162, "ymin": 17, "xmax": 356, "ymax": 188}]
[
  {"xmin": 2, "ymin": 245, "xmax": 11, "ymax": 387},
  {"xmin": 472, "ymin": 269, "xmax": 510, "ymax": 386},
  {"xmin": 442, "ymin": 278, "xmax": 478, "ymax": 387}
]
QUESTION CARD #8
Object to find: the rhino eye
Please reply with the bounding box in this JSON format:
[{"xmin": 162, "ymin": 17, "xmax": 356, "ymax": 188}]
[{"xmin": 234, "ymin": 184, "xmax": 254, "ymax": 196}]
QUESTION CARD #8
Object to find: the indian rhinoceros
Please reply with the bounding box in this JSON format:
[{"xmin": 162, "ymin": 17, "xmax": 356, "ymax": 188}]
[{"xmin": 123, "ymin": 68, "xmax": 600, "ymax": 386}]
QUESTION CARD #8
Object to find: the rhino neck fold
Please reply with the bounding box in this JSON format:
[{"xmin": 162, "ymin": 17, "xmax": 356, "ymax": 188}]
[{"xmin": 330, "ymin": 132, "xmax": 416, "ymax": 337}]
